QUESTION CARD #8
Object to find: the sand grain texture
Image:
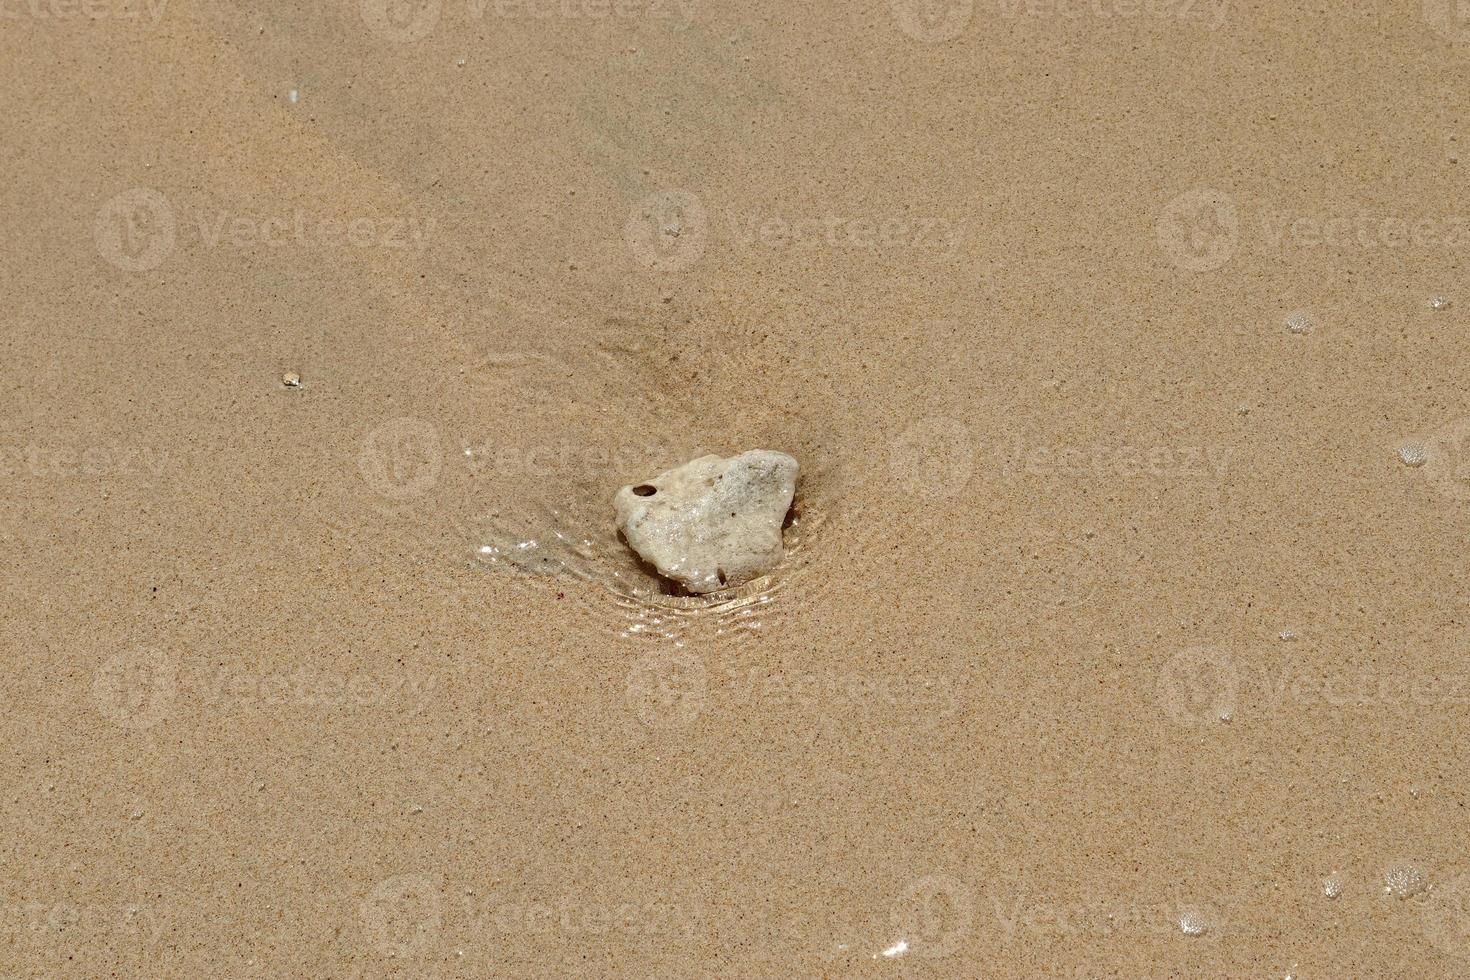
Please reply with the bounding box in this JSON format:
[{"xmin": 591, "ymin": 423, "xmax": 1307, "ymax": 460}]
[{"xmin": 5, "ymin": 1, "xmax": 1470, "ymax": 976}]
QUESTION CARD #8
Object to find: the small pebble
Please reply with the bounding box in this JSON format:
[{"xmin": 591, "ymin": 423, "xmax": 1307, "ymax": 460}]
[
  {"xmin": 282, "ymin": 372, "xmax": 302, "ymax": 388},
  {"xmin": 1429, "ymin": 295, "xmax": 1452, "ymax": 311},
  {"xmin": 1383, "ymin": 862, "xmax": 1428, "ymax": 898},
  {"xmin": 614, "ymin": 450, "xmax": 798, "ymax": 594},
  {"xmin": 1285, "ymin": 310, "xmax": 1312, "ymax": 334},
  {"xmin": 1178, "ymin": 910, "xmax": 1208, "ymax": 936},
  {"xmin": 1323, "ymin": 874, "xmax": 1343, "ymax": 899},
  {"xmin": 1397, "ymin": 443, "xmax": 1427, "ymax": 468}
]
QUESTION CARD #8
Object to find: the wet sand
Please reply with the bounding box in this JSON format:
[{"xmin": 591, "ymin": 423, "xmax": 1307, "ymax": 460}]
[{"xmin": 6, "ymin": 1, "xmax": 1470, "ymax": 976}]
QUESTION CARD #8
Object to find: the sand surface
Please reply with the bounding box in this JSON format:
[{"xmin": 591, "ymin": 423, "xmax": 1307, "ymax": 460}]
[{"xmin": 6, "ymin": 1, "xmax": 1470, "ymax": 976}]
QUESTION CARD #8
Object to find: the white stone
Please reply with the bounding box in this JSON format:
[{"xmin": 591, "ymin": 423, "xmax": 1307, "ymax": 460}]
[{"xmin": 613, "ymin": 450, "xmax": 798, "ymax": 594}]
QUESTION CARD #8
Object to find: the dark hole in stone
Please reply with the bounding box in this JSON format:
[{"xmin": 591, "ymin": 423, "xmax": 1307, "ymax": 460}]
[
  {"xmin": 717, "ymin": 568, "xmax": 727, "ymax": 586},
  {"xmin": 632, "ymin": 484, "xmax": 657, "ymax": 496}
]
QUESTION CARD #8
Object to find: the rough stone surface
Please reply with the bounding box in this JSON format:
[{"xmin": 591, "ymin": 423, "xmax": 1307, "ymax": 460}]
[{"xmin": 614, "ymin": 450, "xmax": 798, "ymax": 594}]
